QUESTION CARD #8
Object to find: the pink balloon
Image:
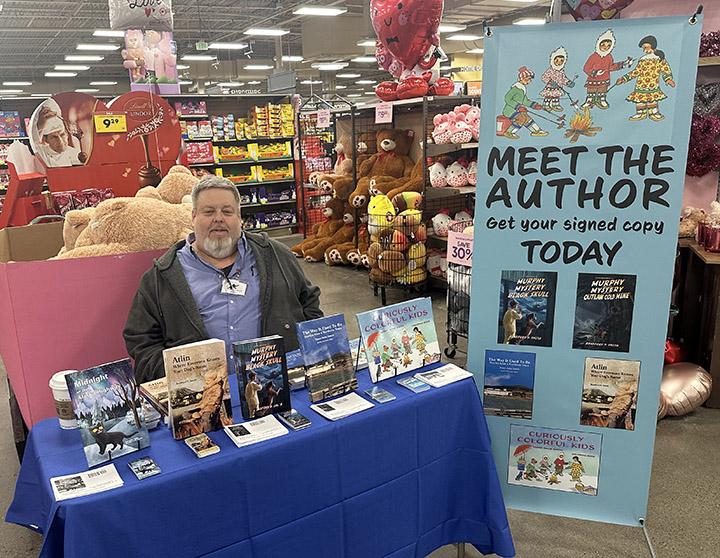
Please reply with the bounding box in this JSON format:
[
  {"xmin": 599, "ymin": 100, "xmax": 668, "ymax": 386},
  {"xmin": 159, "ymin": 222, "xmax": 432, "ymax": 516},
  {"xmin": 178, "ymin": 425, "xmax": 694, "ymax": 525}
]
[
  {"xmin": 660, "ymin": 362, "xmax": 713, "ymax": 417},
  {"xmin": 563, "ymin": 0, "xmax": 634, "ymax": 21}
]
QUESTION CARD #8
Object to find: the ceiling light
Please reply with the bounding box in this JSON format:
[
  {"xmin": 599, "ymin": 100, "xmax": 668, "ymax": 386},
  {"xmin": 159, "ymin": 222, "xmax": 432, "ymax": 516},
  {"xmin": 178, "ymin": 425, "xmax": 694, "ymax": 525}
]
[
  {"xmin": 90, "ymin": 81, "xmax": 117, "ymax": 86},
  {"xmin": 466, "ymin": 48, "xmax": 484, "ymax": 54},
  {"xmin": 218, "ymin": 82, "xmax": 245, "ymax": 86},
  {"xmin": 351, "ymin": 56, "xmax": 377, "ymax": 63},
  {"xmin": 248, "ymin": 80, "xmax": 262, "ymax": 84},
  {"xmin": 282, "ymin": 55, "xmax": 303, "ymax": 62},
  {"xmin": 363, "ymin": 91, "xmax": 376, "ymax": 95},
  {"xmin": 293, "ymin": 6, "xmax": 347, "ymax": 16},
  {"xmin": 182, "ymin": 54, "xmax": 216, "ymax": 61},
  {"xmin": 311, "ymin": 62, "xmax": 349, "ymax": 71},
  {"xmin": 357, "ymin": 39, "xmax": 376, "ymax": 47},
  {"xmin": 446, "ymin": 34, "xmax": 482, "ymax": 41},
  {"xmin": 31, "ymin": 93, "xmax": 52, "ymax": 97},
  {"xmin": 244, "ymin": 28, "xmax": 288, "ymax": 36},
  {"xmin": 244, "ymin": 64, "xmax": 273, "ymax": 70},
  {"xmin": 0, "ymin": 89, "xmax": 23, "ymax": 94},
  {"xmin": 178, "ymin": 80, "xmax": 193, "ymax": 85},
  {"xmin": 438, "ymin": 24, "xmax": 466, "ymax": 33},
  {"xmin": 513, "ymin": 17, "xmax": 546, "ymax": 25},
  {"xmin": 55, "ymin": 65, "xmax": 90, "ymax": 71},
  {"xmin": 337, "ymin": 73, "xmax": 361, "ymax": 78},
  {"xmin": 176, "ymin": 64, "xmax": 190, "ymax": 70},
  {"xmin": 76, "ymin": 43, "xmax": 120, "ymax": 51},
  {"xmin": 301, "ymin": 79, "xmax": 322, "ymax": 84},
  {"xmin": 335, "ymin": 85, "xmax": 347, "ymax": 89},
  {"xmin": 347, "ymin": 93, "xmax": 362, "ymax": 97},
  {"xmin": 45, "ymin": 72, "xmax": 77, "ymax": 77},
  {"xmin": 439, "ymin": 65, "xmax": 451, "ymax": 70},
  {"xmin": 75, "ymin": 88, "xmax": 99, "ymax": 93},
  {"xmin": 209, "ymin": 42, "xmax": 249, "ymax": 49},
  {"xmin": 356, "ymin": 79, "xmax": 376, "ymax": 84},
  {"xmin": 65, "ymin": 55, "xmax": 104, "ymax": 61},
  {"xmin": 93, "ymin": 30, "xmax": 126, "ymax": 37},
  {"xmin": 3, "ymin": 81, "xmax": 31, "ymax": 86}
]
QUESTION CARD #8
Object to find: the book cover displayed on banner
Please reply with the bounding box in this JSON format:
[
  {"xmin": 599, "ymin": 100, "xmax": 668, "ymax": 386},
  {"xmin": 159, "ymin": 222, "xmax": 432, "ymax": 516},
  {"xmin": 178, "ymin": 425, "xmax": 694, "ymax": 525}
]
[
  {"xmin": 163, "ymin": 339, "xmax": 233, "ymax": 441},
  {"xmin": 466, "ymin": 15, "xmax": 702, "ymax": 526},
  {"xmin": 296, "ymin": 314, "xmax": 358, "ymax": 402},
  {"xmin": 484, "ymin": 350, "xmax": 536, "ymax": 419},
  {"xmin": 65, "ymin": 359, "xmax": 151, "ymax": 468},
  {"xmin": 572, "ymin": 273, "xmax": 636, "ymax": 353},
  {"xmin": 356, "ymin": 297, "xmax": 441, "ymax": 382},
  {"xmin": 233, "ymin": 335, "xmax": 291, "ymax": 420},
  {"xmin": 508, "ymin": 424, "xmax": 602, "ymax": 496},
  {"xmin": 498, "ymin": 270, "xmax": 557, "ymax": 346},
  {"xmin": 580, "ymin": 357, "xmax": 641, "ymax": 430}
]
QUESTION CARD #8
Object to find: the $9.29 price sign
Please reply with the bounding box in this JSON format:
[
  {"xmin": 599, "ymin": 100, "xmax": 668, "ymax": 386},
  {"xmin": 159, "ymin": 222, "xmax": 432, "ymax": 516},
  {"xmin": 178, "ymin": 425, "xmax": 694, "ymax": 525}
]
[
  {"xmin": 447, "ymin": 231, "xmax": 473, "ymax": 266},
  {"xmin": 93, "ymin": 114, "xmax": 127, "ymax": 133}
]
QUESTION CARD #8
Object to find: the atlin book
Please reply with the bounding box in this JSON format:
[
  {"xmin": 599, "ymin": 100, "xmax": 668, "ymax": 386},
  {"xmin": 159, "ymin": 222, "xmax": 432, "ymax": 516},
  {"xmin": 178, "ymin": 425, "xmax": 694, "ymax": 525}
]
[
  {"xmin": 580, "ymin": 357, "xmax": 641, "ymax": 430},
  {"xmin": 296, "ymin": 314, "xmax": 358, "ymax": 402},
  {"xmin": 163, "ymin": 339, "xmax": 233, "ymax": 441},
  {"xmin": 233, "ymin": 335, "xmax": 291, "ymax": 420},
  {"xmin": 497, "ymin": 270, "xmax": 557, "ymax": 347},
  {"xmin": 356, "ymin": 297, "xmax": 441, "ymax": 383},
  {"xmin": 65, "ymin": 359, "xmax": 151, "ymax": 468},
  {"xmin": 572, "ymin": 273, "xmax": 636, "ymax": 352}
]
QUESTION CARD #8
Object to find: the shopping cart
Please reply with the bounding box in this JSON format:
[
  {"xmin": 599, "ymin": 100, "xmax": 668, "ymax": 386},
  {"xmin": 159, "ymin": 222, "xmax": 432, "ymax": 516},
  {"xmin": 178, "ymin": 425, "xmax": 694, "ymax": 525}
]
[{"xmin": 445, "ymin": 220, "xmax": 473, "ymax": 358}]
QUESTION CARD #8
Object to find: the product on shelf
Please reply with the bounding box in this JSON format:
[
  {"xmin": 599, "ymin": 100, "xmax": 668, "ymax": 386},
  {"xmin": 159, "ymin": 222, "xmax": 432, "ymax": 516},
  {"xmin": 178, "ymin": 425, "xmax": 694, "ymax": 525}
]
[
  {"xmin": 257, "ymin": 163, "xmax": 293, "ymax": 182},
  {"xmin": 0, "ymin": 111, "xmax": 24, "ymax": 137},
  {"xmin": 173, "ymin": 100, "xmax": 208, "ymax": 116},
  {"xmin": 216, "ymin": 166, "xmax": 258, "ymax": 184},
  {"xmin": 215, "ymin": 144, "xmax": 250, "ymax": 162},
  {"xmin": 186, "ymin": 141, "xmax": 214, "ymax": 164}
]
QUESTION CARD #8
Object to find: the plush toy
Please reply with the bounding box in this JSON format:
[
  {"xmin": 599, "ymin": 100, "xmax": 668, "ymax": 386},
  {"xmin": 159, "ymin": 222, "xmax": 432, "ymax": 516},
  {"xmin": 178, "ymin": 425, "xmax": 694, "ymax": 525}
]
[
  {"xmin": 356, "ymin": 131, "xmax": 378, "ymax": 167},
  {"xmin": 466, "ymin": 158, "xmax": 477, "ymax": 186},
  {"xmin": 447, "ymin": 112, "xmax": 474, "ymax": 144},
  {"xmin": 367, "ymin": 194, "xmax": 396, "ymax": 238},
  {"xmin": 678, "ymin": 206, "xmax": 705, "ymax": 238},
  {"xmin": 454, "ymin": 104, "xmax": 481, "ymax": 141},
  {"xmin": 316, "ymin": 173, "xmax": 340, "ymax": 194},
  {"xmin": 392, "ymin": 191, "xmax": 422, "ymax": 213},
  {"xmin": 56, "ymin": 207, "xmax": 96, "ymax": 256},
  {"xmin": 136, "ymin": 165, "xmax": 198, "ymax": 204},
  {"xmin": 426, "ymin": 248, "xmax": 448, "ymax": 279},
  {"xmin": 345, "ymin": 223, "xmax": 372, "ymax": 267},
  {"xmin": 54, "ymin": 197, "xmax": 192, "ymax": 259},
  {"xmin": 431, "ymin": 210, "xmax": 452, "ymax": 237},
  {"xmin": 121, "ymin": 29, "xmax": 146, "ymax": 83},
  {"xmin": 445, "ymin": 160, "xmax": 469, "ymax": 187},
  {"xmin": 394, "ymin": 209, "xmax": 426, "ymax": 245},
  {"xmin": 357, "ymin": 128, "xmax": 415, "ymax": 184},
  {"xmin": 432, "ymin": 113, "xmax": 452, "ymax": 144},
  {"xmin": 290, "ymin": 197, "xmax": 346, "ymax": 256},
  {"xmin": 333, "ymin": 135, "xmax": 353, "ymax": 176},
  {"xmin": 454, "ymin": 209, "xmax": 473, "ymax": 223},
  {"xmin": 325, "ymin": 216, "xmax": 369, "ymax": 266},
  {"xmin": 430, "ymin": 160, "xmax": 447, "ymax": 188},
  {"xmin": 303, "ymin": 203, "xmax": 356, "ymax": 262},
  {"xmin": 369, "ymin": 156, "xmax": 424, "ymax": 201}
]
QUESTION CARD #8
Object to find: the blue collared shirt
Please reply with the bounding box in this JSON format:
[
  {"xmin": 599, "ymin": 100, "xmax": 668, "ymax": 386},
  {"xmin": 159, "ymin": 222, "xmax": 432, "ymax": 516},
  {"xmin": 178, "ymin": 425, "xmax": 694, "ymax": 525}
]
[{"xmin": 177, "ymin": 232, "xmax": 261, "ymax": 368}]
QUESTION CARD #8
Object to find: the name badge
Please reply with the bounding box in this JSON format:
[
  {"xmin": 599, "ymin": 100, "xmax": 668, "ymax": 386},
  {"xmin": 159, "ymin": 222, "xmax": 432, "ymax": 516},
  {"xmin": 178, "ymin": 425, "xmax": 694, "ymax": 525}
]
[{"xmin": 221, "ymin": 278, "xmax": 247, "ymax": 296}]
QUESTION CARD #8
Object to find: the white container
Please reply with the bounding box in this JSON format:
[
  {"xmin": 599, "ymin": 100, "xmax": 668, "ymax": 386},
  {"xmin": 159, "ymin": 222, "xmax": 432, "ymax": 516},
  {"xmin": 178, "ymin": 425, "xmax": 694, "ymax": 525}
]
[{"xmin": 48, "ymin": 370, "xmax": 79, "ymax": 429}]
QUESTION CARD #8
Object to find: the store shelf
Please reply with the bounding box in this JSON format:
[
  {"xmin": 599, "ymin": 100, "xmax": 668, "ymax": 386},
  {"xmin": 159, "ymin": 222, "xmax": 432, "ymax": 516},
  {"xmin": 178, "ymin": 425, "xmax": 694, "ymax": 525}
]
[
  {"xmin": 698, "ymin": 56, "xmax": 720, "ymax": 67},
  {"xmin": 425, "ymin": 185, "xmax": 476, "ymax": 199},
  {"xmin": 189, "ymin": 157, "xmax": 293, "ymax": 168},
  {"xmin": 245, "ymin": 223, "xmax": 299, "ymax": 232},
  {"xmin": 177, "ymin": 114, "xmax": 210, "ymax": 119},
  {"xmin": 241, "ymin": 200, "xmax": 296, "ymax": 208},
  {"xmin": 428, "ymin": 234, "xmax": 449, "ymax": 243},
  {"xmin": 0, "ymin": 136, "xmax": 29, "ymax": 141},
  {"xmin": 231, "ymin": 178, "xmax": 296, "ymax": 187},
  {"xmin": 424, "ymin": 142, "xmax": 479, "ymax": 157},
  {"xmin": 185, "ymin": 136, "xmax": 294, "ymax": 143}
]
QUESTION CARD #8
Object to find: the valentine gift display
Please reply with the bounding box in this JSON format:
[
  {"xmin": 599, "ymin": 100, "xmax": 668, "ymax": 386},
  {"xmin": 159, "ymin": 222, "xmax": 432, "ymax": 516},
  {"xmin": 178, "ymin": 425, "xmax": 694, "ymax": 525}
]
[
  {"xmin": 445, "ymin": 218, "xmax": 474, "ymax": 358},
  {"xmin": 121, "ymin": 29, "xmax": 179, "ymax": 94},
  {"xmin": 108, "ymin": 0, "xmax": 174, "ymax": 32}
]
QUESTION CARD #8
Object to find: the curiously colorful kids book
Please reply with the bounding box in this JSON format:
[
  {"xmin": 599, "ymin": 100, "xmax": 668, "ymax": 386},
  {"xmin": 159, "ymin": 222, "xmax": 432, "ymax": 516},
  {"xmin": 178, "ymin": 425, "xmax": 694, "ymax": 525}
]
[
  {"xmin": 65, "ymin": 359, "xmax": 151, "ymax": 468},
  {"xmin": 296, "ymin": 314, "xmax": 358, "ymax": 402},
  {"xmin": 580, "ymin": 357, "xmax": 641, "ymax": 430},
  {"xmin": 233, "ymin": 335, "xmax": 291, "ymax": 420},
  {"xmin": 356, "ymin": 297, "xmax": 441, "ymax": 383},
  {"xmin": 497, "ymin": 270, "xmax": 557, "ymax": 347},
  {"xmin": 163, "ymin": 339, "xmax": 233, "ymax": 441},
  {"xmin": 572, "ymin": 273, "xmax": 636, "ymax": 353}
]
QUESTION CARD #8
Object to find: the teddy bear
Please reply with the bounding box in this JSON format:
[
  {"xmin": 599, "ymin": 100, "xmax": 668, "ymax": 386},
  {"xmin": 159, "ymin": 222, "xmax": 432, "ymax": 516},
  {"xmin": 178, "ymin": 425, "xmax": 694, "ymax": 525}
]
[
  {"xmin": 303, "ymin": 203, "xmax": 356, "ymax": 262},
  {"xmin": 135, "ymin": 165, "xmax": 198, "ymax": 204},
  {"xmin": 343, "ymin": 222, "xmax": 372, "ymax": 267},
  {"xmin": 325, "ymin": 214, "xmax": 369, "ymax": 266},
  {"xmin": 333, "ymin": 135, "xmax": 353, "ymax": 176},
  {"xmin": 290, "ymin": 197, "xmax": 346, "ymax": 257},
  {"xmin": 55, "ymin": 207, "xmax": 96, "ymax": 256},
  {"xmin": 368, "ymin": 157, "xmax": 423, "ymax": 201},
  {"xmin": 678, "ymin": 206, "xmax": 705, "ymax": 238},
  {"xmin": 54, "ymin": 197, "xmax": 193, "ymax": 259}
]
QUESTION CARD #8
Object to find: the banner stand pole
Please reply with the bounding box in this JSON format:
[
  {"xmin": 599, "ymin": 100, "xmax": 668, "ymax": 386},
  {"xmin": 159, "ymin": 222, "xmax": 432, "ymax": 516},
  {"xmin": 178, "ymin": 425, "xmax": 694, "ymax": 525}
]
[{"xmin": 639, "ymin": 518, "xmax": 657, "ymax": 558}]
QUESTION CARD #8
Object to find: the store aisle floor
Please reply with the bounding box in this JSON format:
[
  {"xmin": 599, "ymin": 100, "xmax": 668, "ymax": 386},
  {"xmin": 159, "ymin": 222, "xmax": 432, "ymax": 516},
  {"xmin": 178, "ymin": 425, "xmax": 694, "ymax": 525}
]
[{"xmin": 1, "ymin": 236, "xmax": 718, "ymax": 557}]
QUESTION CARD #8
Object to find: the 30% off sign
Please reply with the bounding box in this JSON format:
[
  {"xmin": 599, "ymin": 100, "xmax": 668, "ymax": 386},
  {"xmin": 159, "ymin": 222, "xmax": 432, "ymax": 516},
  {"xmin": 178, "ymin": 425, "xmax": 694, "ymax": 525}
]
[
  {"xmin": 93, "ymin": 113, "xmax": 127, "ymax": 133},
  {"xmin": 447, "ymin": 231, "xmax": 473, "ymax": 266}
]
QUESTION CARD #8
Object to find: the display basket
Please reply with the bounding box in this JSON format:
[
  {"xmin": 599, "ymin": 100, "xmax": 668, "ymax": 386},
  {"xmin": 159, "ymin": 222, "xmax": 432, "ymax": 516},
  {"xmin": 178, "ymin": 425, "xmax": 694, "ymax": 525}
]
[{"xmin": 444, "ymin": 220, "xmax": 473, "ymax": 358}]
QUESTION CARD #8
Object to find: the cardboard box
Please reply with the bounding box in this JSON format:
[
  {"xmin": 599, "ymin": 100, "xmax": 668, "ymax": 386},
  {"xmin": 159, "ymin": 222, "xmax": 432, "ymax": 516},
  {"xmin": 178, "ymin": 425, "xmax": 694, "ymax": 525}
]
[{"xmin": 0, "ymin": 222, "xmax": 164, "ymax": 427}]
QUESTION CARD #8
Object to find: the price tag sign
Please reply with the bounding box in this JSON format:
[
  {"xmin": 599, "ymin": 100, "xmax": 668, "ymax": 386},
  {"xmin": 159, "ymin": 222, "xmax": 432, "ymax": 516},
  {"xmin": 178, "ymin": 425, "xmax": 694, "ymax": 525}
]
[
  {"xmin": 93, "ymin": 114, "xmax": 127, "ymax": 133},
  {"xmin": 447, "ymin": 231, "xmax": 474, "ymax": 266},
  {"xmin": 375, "ymin": 102, "xmax": 393, "ymax": 124},
  {"xmin": 316, "ymin": 110, "xmax": 331, "ymax": 128}
]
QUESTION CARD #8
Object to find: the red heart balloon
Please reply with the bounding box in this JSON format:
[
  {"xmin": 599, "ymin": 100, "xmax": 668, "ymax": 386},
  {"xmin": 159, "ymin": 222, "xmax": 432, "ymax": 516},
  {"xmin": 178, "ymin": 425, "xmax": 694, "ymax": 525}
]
[
  {"xmin": 371, "ymin": 0, "xmax": 444, "ymax": 70},
  {"xmin": 397, "ymin": 77, "xmax": 428, "ymax": 99},
  {"xmin": 375, "ymin": 81, "xmax": 400, "ymax": 101},
  {"xmin": 428, "ymin": 77, "xmax": 454, "ymax": 96}
]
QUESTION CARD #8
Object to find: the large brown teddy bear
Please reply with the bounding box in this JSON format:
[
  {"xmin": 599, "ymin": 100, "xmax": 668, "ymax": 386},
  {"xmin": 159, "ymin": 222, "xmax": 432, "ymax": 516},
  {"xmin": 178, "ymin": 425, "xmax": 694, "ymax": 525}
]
[
  {"xmin": 369, "ymin": 157, "xmax": 425, "ymax": 201},
  {"xmin": 56, "ymin": 207, "xmax": 96, "ymax": 256},
  {"xmin": 290, "ymin": 197, "xmax": 346, "ymax": 257},
  {"xmin": 54, "ymin": 197, "xmax": 193, "ymax": 259},
  {"xmin": 356, "ymin": 131, "xmax": 377, "ymax": 167},
  {"xmin": 136, "ymin": 165, "xmax": 198, "ymax": 204},
  {"xmin": 304, "ymin": 203, "xmax": 356, "ymax": 262}
]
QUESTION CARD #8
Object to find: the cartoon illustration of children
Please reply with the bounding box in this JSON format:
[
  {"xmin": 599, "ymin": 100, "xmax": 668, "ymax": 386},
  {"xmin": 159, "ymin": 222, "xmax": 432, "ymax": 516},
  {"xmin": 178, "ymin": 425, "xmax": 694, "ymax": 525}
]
[
  {"xmin": 524, "ymin": 458, "xmax": 541, "ymax": 481},
  {"xmin": 501, "ymin": 67, "xmax": 549, "ymax": 139},
  {"xmin": 413, "ymin": 327, "xmax": 428, "ymax": 355},
  {"xmin": 540, "ymin": 46, "xmax": 575, "ymax": 112},
  {"xmin": 401, "ymin": 329, "xmax": 412, "ymax": 354},
  {"xmin": 515, "ymin": 455, "xmax": 527, "ymax": 481},
  {"xmin": 615, "ymin": 35, "xmax": 674, "ymax": 122},
  {"xmin": 537, "ymin": 454, "xmax": 552, "ymax": 479},
  {"xmin": 566, "ymin": 456, "xmax": 585, "ymax": 482},
  {"xmin": 390, "ymin": 338, "xmax": 400, "ymax": 359},
  {"xmin": 581, "ymin": 29, "xmax": 633, "ymax": 110},
  {"xmin": 381, "ymin": 345, "xmax": 392, "ymax": 373},
  {"xmin": 554, "ymin": 452, "xmax": 567, "ymax": 476}
]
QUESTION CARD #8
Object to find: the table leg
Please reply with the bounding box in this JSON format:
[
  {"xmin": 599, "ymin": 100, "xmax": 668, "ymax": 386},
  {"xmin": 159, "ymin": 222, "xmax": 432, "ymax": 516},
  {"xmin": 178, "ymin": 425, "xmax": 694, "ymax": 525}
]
[{"xmin": 456, "ymin": 543, "xmax": 465, "ymax": 558}]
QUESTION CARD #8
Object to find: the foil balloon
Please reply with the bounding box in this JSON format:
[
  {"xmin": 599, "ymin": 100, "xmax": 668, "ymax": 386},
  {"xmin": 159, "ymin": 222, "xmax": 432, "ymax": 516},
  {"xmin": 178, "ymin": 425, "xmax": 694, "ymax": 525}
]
[
  {"xmin": 660, "ymin": 362, "xmax": 713, "ymax": 417},
  {"xmin": 664, "ymin": 339, "xmax": 688, "ymax": 365},
  {"xmin": 657, "ymin": 393, "xmax": 668, "ymax": 420},
  {"xmin": 563, "ymin": 0, "xmax": 634, "ymax": 21}
]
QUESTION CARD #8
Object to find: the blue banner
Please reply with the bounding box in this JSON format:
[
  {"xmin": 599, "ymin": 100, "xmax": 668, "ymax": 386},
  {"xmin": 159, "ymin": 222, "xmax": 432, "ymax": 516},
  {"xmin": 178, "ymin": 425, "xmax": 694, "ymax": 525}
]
[{"xmin": 467, "ymin": 15, "xmax": 701, "ymax": 526}]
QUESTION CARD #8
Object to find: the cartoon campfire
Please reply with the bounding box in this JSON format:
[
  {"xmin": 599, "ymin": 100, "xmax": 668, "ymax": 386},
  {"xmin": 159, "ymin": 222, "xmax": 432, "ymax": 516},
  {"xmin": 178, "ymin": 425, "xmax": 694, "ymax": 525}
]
[{"xmin": 564, "ymin": 108, "xmax": 602, "ymax": 143}]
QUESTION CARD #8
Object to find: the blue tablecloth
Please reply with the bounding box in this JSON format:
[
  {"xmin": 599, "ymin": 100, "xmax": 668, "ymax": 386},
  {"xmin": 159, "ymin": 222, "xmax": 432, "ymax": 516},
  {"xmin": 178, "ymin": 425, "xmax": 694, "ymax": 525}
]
[{"xmin": 6, "ymin": 368, "xmax": 514, "ymax": 558}]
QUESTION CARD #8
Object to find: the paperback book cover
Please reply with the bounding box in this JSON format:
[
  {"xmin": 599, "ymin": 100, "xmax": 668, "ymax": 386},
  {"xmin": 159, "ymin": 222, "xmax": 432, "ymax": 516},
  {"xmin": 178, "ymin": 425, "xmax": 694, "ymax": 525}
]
[
  {"xmin": 278, "ymin": 409, "xmax": 312, "ymax": 430},
  {"xmin": 356, "ymin": 297, "xmax": 441, "ymax": 383},
  {"xmin": 163, "ymin": 339, "xmax": 233, "ymax": 441},
  {"xmin": 233, "ymin": 335, "xmax": 291, "ymax": 420},
  {"xmin": 497, "ymin": 270, "xmax": 557, "ymax": 347},
  {"xmin": 138, "ymin": 377, "xmax": 169, "ymax": 417},
  {"xmin": 185, "ymin": 433, "xmax": 220, "ymax": 458},
  {"xmin": 285, "ymin": 349, "xmax": 305, "ymax": 390},
  {"xmin": 572, "ymin": 273, "xmax": 636, "ymax": 352},
  {"xmin": 50, "ymin": 464, "xmax": 124, "ymax": 501},
  {"xmin": 508, "ymin": 424, "xmax": 602, "ymax": 496},
  {"xmin": 128, "ymin": 457, "xmax": 161, "ymax": 480},
  {"xmin": 580, "ymin": 357, "xmax": 641, "ymax": 430},
  {"xmin": 65, "ymin": 359, "xmax": 151, "ymax": 468},
  {"xmin": 223, "ymin": 414, "xmax": 289, "ymax": 447},
  {"xmin": 483, "ymin": 350, "xmax": 535, "ymax": 419},
  {"xmin": 296, "ymin": 314, "xmax": 358, "ymax": 402}
]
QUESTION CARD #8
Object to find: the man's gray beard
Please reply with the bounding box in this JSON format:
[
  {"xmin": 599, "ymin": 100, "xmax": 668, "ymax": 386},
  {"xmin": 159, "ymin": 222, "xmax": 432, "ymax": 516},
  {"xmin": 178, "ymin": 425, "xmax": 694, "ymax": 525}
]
[{"xmin": 202, "ymin": 235, "xmax": 236, "ymax": 259}]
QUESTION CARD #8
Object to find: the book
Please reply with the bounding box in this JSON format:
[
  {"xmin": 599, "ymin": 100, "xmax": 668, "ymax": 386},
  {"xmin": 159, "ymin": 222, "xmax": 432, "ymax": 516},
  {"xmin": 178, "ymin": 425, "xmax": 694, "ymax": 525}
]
[
  {"xmin": 349, "ymin": 338, "xmax": 369, "ymax": 370},
  {"xmin": 50, "ymin": 464, "xmax": 124, "ymax": 501},
  {"xmin": 356, "ymin": 297, "xmax": 441, "ymax": 383},
  {"xmin": 138, "ymin": 377, "xmax": 169, "ymax": 417},
  {"xmin": 127, "ymin": 456, "xmax": 162, "ymax": 480},
  {"xmin": 233, "ymin": 335, "xmax": 291, "ymax": 420},
  {"xmin": 498, "ymin": 270, "xmax": 557, "ymax": 347},
  {"xmin": 277, "ymin": 409, "xmax": 312, "ymax": 431},
  {"xmin": 163, "ymin": 339, "xmax": 233, "ymax": 440},
  {"xmin": 483, "ymin": 350, "xmax": 536, "ymax": 420},
  {"xmin": 414, "ymin": 363, "xmax": 473, "ymax": 388},
  {"xmin": 572, "ymin": 273, "xmax": 636, "ymax": 352},
  {"xmin": 65, "ymin": 359, "xmax": 151, "ymax": 468},
  {"xmin": 364, "ymin": 386, "xmax": 396, "ymax": 403},
  {"xmin": 396, "ymin": 376, "xmax": 431, "ymax": 393},
  {"xmin": 185, "ymin": 433, "xmax": 220, "ymax": 457},
  {"xmin": 296, "ymin": 314, "xmax": 358, "ymax": 402},
  {"xmin": 285, "ymin": 349, "xmax": 306, "ymax": 390},
  {"xmin": 310, "ymin": 392, "xmax": 374, "ymax": 421},
  {"xmin": 508, "ymin": 424, "xmax": 602, "ymax": 496},
  {"xmin": 223, "ymin": 414, "xmax": 289, "ymax": 447},
  {"xmin": 580, "ymin": 357, "xmax": 641, "ymax": 430}
]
